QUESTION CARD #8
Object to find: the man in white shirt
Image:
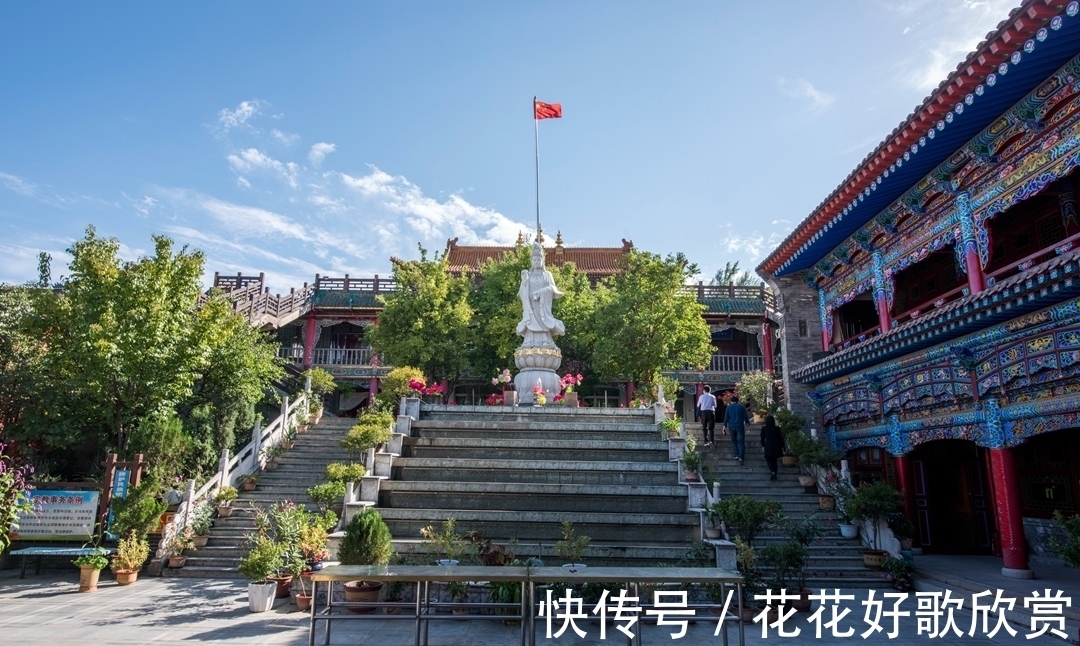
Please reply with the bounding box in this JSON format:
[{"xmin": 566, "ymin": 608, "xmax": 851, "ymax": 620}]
[{"xmin": 698, "ymin": 386, "xmax": 717, "ymax": 446}]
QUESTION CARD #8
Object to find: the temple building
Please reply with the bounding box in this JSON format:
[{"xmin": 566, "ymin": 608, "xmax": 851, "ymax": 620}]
[
  {"xmin": 211, "ymin": 232, "xmax": 778, "ymax": 412},
  {"xmin": 758, "ymin": 0, "xmax": 1080, "ymax": 576}
]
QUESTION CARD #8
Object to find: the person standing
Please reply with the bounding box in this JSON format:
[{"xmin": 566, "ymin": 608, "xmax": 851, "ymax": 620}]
[
  {"xmin": 723, "ymin": 395, "xmax": 750, "ymax": 464},
  {"xmin": 760, "ymin": 414, "xmax": 784, "ymax": 481},
  {"xmin": 697, "ymin": 386, "xmax": 717, "ymax": 446}
]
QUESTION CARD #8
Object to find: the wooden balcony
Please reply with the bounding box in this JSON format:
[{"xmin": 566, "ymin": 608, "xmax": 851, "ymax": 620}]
[{"xmin": 277, "ymin": 347, "xmax": 378, "ymax": 366}]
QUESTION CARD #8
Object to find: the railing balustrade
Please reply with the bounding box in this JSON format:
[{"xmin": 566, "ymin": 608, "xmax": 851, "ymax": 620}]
[
  {"xmin": 706, "ymin": 354, "xmax": 765, "ymax": 373},
  {"xmin": 276, "ymin": 346, "xmax": 377, "ymax": 366}
]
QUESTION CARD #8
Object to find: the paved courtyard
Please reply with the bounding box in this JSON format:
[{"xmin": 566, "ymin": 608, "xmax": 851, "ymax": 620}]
[{"xmin": 1, "ymin": 567, "xmax": 1077, "ymax": 645}]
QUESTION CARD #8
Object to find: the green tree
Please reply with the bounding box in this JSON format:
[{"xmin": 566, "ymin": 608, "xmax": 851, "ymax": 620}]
[
  {"xmin": 711, "ymin": 261, "xmax": 757, "ymax": 287},
  {"xmin": 591, "ymin": 250, "xmax": 712, "ymax": 386},
  {"xmin": 367, "ymin": 247, "xmax": 473, "ymax": 384}
]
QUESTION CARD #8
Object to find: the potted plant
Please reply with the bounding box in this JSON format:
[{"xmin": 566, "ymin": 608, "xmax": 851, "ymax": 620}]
[
  {"xmin": 420, "ymin": 517, "xmax": 468, "ymax": 565},
  {"xmin": 781, "ymin": 450, "xmax": 798, "ymax": 468},
  {"xmin": 339, "ymin": 508, "xmax": 394, "ymax": 614},
  {"xmin": 682, "ymin": 435, "xmax": 701, "ymax": 481},
  {"xmin": 881, "ymin": 556, "xmax": 915, "ymax": 591},
  {"xmin": 325, "ymin": 462, "xmax": 367, "ymax": 486},
  {"xmin": 281, "ymin": 427, "xmax": 297, "ymax": 451},
  {"xmin": 555, "ymin": 521, "xmax": 591, "ymax": 567},
  {"xmin": 489, "ymin": 559, "xmax": 524, "ymax": 625},
  {"xmin": 340, "ymin": 411, "xmax": 395, "ymax": 455},
  {"xmin": 240, "ymin": 473, "xmax": 259, "ymax": 492},
  {"xmin": 111, "ymin": 530, "xmax": 150, "ymax": 585},
  {"xmin": 263, "ymin": 444, "xmax": 283, "ymax": 470},
  {"xmin": 732, "ymin": 537, "xmax": 769, "ymax": 623},
  {"xmin": 166, "ymin": 529, "xmax": 196, "ymax": 568},
  {"xmin": 758, "ymin": 541, "xmax": 805, "ymax": 607},
  {"xmin": 888, "ymin": 513, "xmax": 916, "ymax": 550},
  {"xmin": 847, "ymin": 481, "xmax": 903, "ymax": 568},
  {"xmin": 831, "ymin": 477, "xmax": 859, "ymax": 539},
  {"xmin": 215, "ymin": 486, "xmax": 238, "ymax": 518},
  {"xmin": 737, "ymin": 370, "xmax": 772, "ymax": 422},
  {"xmin": 532, "ymin": 382, "xmax": 547, "ymax": 406},
  {"xmin": 307, "ymin": 481, "xmax": 347, "ymax": 516},
  {"xmin": 781, "ymin": 512, "xmax": 822, "ymax": 611},
  {"xmin": 190, "ymin": 502, "xmax": 213, "ymax": 548},
  {"xmin": 447, "ymin": 581, "xmax": 470, "ymax": 616},
  {"xmin": 559, "ymin": 373, "xmax": 583, "ymax": 407},
  {"xmin": 704, "ymin": 502, "xmax": 724, "ymax": 539},
  {"xmin": 72, "ymin": 548, "xmax": 110, "ymax": 592},
  {"xmin": 713, "ymin": 495, "xmax": 781, "ymax": 547},
  {"xmin": 658, "ymin": 417, "xmax": 681, "ymax": 439},
  {"xmin": 239, "ymin": 535, "xmax": 284, "ymax": 612}
]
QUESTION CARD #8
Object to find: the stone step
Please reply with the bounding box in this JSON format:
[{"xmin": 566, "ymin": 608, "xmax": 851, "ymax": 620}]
[
  {"xmin": 391, "ymin": 539, "xmax": 699, "ymax": 566},
  {"xmin": 413, "ymin": 420, "xmax": 659, "ymax": 432},
  {"xmin": 418, "ymin": 405, "xmax": 655, "ymax": 425},
  {"xmin": 378, "ymin": 482, "xmax": 688, "ymax": 514},
  {"xmin": 407, "ymin": 442, "xmax": 668, "ymax": 463},
  {"xmin": 393, "ymin": 458, "xmax": 678, "ymax": 486},
  {"xmin": 415, "ymin": 428, "xmax": 659, "ymax": 442}
]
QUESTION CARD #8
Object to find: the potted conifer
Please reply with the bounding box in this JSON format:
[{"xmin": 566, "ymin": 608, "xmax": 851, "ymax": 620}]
[{"xmin": 340, "ymin": 508, "xmax": 394, "ymax": 614}]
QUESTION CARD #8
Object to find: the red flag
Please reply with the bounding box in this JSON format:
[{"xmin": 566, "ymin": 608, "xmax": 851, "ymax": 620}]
[{"xmin": 534, "ymin": 100, "xmax": 562, "ymax": 120}]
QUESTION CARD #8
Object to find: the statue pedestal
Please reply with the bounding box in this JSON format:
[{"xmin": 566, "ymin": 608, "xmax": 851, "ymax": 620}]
[{"xmin": 513, "ymin": 343, "xmax": 562, "ymax": 405}]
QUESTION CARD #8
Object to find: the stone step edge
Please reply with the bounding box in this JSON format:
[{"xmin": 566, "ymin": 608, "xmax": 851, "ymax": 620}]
[
  {"xmin": 394, "ymin": 458, "xmax": 677, "ymax": 472},
  {"xmin": 378, "ymin": 482, "xmax": 687, "ymax": 496}
]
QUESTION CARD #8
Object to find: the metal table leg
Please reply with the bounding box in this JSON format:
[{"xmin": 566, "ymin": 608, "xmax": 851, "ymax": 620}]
[
  {"xmin": 324, "ymin": 580, "xmax": 332, "ymax": 646},
  {"xmin": 308, "ymin": 580, "xmax": 317, "ymax": 646},
  {"xmin": 414, "ymin": 581, "xmax": 422, "ymax": 646},
  {"xmin": 737, "ymin": 582, "xmax": 744, "ymax": 646}
]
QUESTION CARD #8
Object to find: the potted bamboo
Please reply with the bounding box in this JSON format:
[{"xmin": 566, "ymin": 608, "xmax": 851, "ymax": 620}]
[
  {"xmin": 111, "ymin": 531, "xmax": 149, "ymax": 585},
  {"xmin": 340, "ymin": 508, "xmax": 394, "ymax": 614},
  {"xmin": 72, "ymin": 549, "xmax": 110, "ymax": 592},
  {"xmin": 215, "ymin": 486, "xmax": 238, "ymax": 518},
  {"xmin": 239, "ymin": 536, "xmax": 284, "ymax": 612},
  {"xmin": 847, "ymin": 481, "xmax": 903, "ymax": 569}
]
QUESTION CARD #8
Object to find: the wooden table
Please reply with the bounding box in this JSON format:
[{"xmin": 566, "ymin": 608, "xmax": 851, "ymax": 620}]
[
  {"xmin": 526, "ymin": 567, "xmax": 744, "ymax": 646},
  {"xmin": 309, "ymin": 565, "xmax": 530, "ymax": 646}
]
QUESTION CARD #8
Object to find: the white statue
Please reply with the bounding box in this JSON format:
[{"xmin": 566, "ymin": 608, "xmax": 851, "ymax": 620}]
[{"xmin": 516, "ymin": 242, "xmax": 565, "ymax": 342}]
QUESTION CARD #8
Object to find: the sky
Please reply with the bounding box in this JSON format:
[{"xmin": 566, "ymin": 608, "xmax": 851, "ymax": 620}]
[{"xmin": 0, "ymin": 0, "xmax": 1021, "ymax": 292}]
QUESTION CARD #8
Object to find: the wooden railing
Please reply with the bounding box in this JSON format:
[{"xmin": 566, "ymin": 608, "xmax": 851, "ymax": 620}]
[
  {"xmin": 314, "ymin": 274, "xmax": 396, "ymax": 293},
  {"xmin": 985, "ymin": 230, "xmax": 1080, "ymax": 286},
  {"xmin": 277, "ymin": 346, "xmax": 378, "ymax": 366},
  {"xmin": 683, "ymin": 282, "xmax": 775, "ymax": 311},
  {"xmin": 706, "ymin": 354, "xmax": 765, "ymax": 373}
]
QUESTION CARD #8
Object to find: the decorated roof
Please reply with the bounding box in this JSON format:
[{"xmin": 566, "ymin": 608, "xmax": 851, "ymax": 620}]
[
  {"xmin": 311, "ymin": 291, "xmax": 382, "ymax": 309},
  {"xmin": 700, "ymin": 297, "xmax": 766, "ymax": 316},
  {"xmin": 443, "ymin": 235, "xmax": 633, "ymax": 278},
  {"xmin": 759, "ymin": 0, "xmax": 1080, "ymax": 278}
]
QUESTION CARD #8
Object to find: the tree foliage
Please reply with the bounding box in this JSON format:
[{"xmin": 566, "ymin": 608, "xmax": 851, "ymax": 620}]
[
  {"xmin": 367, "ymin": 247, "xmax": 473, "ymax": 383},
  {"xmin": 711, "ymin": 261, "xmax": 758, "ymax": 287},
  {"xmin": 591, "ymin": 250, "xmax": 713, "ymax": 385}
]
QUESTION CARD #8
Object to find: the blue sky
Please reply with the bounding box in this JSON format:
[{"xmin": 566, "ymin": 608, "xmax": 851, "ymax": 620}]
[{"xmin": 0, "ymin": 1, "xmax": 1018, "ymax": 291}]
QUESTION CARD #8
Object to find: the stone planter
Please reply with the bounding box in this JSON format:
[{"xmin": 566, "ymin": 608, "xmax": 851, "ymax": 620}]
[
  {"xmin": 684, "ymin": 470, "xmax": 700, "ymax": 482},
  {"xmin": 704, "ymin": 527, "xmax": 722, "ymax": 539},
  {"xmin": 78, "ymin": 565, "xmax": 102, "ymax": 592},
  {"xmin": 818, "ymin": 494, "xmax": 835, "ymax": 510},
  {"xmin": 248, "ymin": 582, "xmax": 277, "ymax": 612},
  {"xmin": 838, "ymin": 523, "xmax": 859, "ymax": 539}
]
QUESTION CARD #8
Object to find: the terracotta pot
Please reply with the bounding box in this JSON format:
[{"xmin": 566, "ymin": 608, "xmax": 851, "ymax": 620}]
[
  {"xmin": 192, "ymin": 534, "xmax": 210, "ymax": 548},
  {"xmin": 790, "ymin": 588, "xmax": 812, "ymax": 613},
  {"xmin": 818, "ymin": 494, "xmax": 835, "ymax": 510},
  {"xmin": 78, "ymin": 565, "xmax": 101, "ymax": 592},
  {"xmin": 798, "ymin": 474, "xmax": 816, "ymax": 487},
  {"xmin": 217, "ymin": 505, "xmax": 235, "ymax": 518},
  {"xmin": 264, "ymin": 460, "xmax": 278, "ymax": 471},
  {"xmin": 168, "ymin": 555, "xmax": 187, "ymax": 568},
  {"xmin": 684, "ymin": 470, "xmax": 700, "ymax": 482},
  {"xmin": 294, "ymin": 593, "xmax": 312, "ymax": 612},
  {"xmin": 862, "ymin": 550, "xmax": 889, "ymax": 569},
  {"xmin": 344, "ymin": 580, "xmax": 383, "ymax": 614},
  {"xmin": 113, "ymin": 569, "xmax": 139, "ymax": 586},
  {"xmin": 452, "ymin": 607, "xmax": 470, "ymax": 617},
  {"xmin": 281, "ymin": 441, "xmax": 294, "ymax": 450},
  {"xmin": 384, "ymin": 605, "xmax": 402, "ymax": 615},
  {"xmin": 242, "ymin": 481, "xmax": 257, "ymax": 491},
  {"xmin": 781, "ymin": 455, "xmax": 798, "ymax": 467},
  {"xmin": 269, "ymin": 574, "xmax": 293, "ymax": 598}
]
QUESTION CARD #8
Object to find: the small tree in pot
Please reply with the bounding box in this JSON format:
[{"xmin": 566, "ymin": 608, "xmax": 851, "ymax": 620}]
[
  {"xmin": 215, "ymin": 486, "xmax": 238, "ymax": 518},
  {"xmin": 713, "ymin": 495, "xmax": 781, "ymax": 548},
  {"xmin": 111, "ymin": 530, "xmax": 150, "ymax": 585},
  {"xmin": 239, "ymin": 536, "xmax": 284, "ymax": 612},
  {"xmin": 776, "ymin": 512, "xmax": 822, "ymax": 611},
  {"xmin": 339, "ymin": 508, "xmax": 394, "ymax": 614},
  {"xmin": 555, "ymin": 521, "xmax": 591, "ymax": 567},
  {"xmin": 420, "ymin": 517, "xmax": 468, "ymax": 565},
  {"xmin": 846, "ymin": 481, "xmax": 903, "ymax": 568}
]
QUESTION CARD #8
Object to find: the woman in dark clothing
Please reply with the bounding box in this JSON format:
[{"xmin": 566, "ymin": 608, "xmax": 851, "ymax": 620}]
[{"xmin": 760, "ymin": 415, "xmax": 785, "ymax": 481}]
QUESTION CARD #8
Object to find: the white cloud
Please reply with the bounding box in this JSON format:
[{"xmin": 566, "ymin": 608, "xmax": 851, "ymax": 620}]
[
  {"xmin": 308, "ymin": 142, "xmax": 336, "ymax": 167},
  {"xmin": 271, "ymin": 129, "xmax": 299, "ymax": 146},
  {"xmin": 236, "ymin": 176, "xmax": 251, "ymax": 189},
  {"xmin": 777, "ymin": 78, "xmax": 835, "ymax": 114},
  {"xmin": 0, "ymin": 171, "xmax": 38, "ymax": 197},
  {"xmin": 123, "ymin": 192, "xmax": 158, "ymax": 217},
  {"xmin": 226, "ymin": 148, "xmax": 299, "ymax": 189},
  {"xmin": 216, "ymin": 100, "xmax": 263, "ymax": 134}
]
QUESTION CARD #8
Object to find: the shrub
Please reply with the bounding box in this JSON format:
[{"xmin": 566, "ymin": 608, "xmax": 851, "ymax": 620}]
[
  {"xmin": 325, "ymin": 463, "xmax": 367, "ymax": 483},
  {"xmin": 377, "ymin": 366, "xmax": 426, "ymax": 409},
  {"xmin": 881, "ymin": 556, "xmax": 914, "ymax": 591},
  {"xmin": 302, "ymin": 367, "xmax": 338, "ymax": 398},
  {"xmin": 340, "ymin": 413, "xmax": 394, "ymax": 455},
  {"xmin": 713, "ymin": 495, "xmax": 781, "ymax": 547},
  {"xmin": 238, "ymin": 535, "xmax": 284, "ymax": 583},
  {"xmin": 847, "ymin": 482, "xmax": 903, "ymax": 552},
  {"xmin": 338, "ymin": 508, "xmax": 393, "ymax": 566},
  {"xmin": 214, "ymin": 486, "xmax": 238, "ymax": 506},
  {"xmin": 738, "ymin": 370, "xmax": 773, "ymax": 414},
  {"xmin": 555, "ymin": 521, "xmax": 591, "ymax": 565},
  {"xmin": 307, "ymin": 481, "xmax": 347, "ymax": 511},
  {"xmin": 1050, "ymin": 511, "xmax": 1080, "ymax": 568},
  {"xmin": 111, "ymin": 531, "xmax": 150, "ymax": 572},
  {"xmin": 759, "ymin": 541, "xmax": 807, "ymax": 591},
  {"xmin": 111, "ymin": 481, "xmax": 167, "ymax": 541},
  {"xmin": 420, "ymin": 517, "xmax": 468, "ymax": 563}
]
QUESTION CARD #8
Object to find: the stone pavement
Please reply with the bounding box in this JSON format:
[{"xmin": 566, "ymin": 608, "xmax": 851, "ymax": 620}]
[{"xmin": 0, "ymin": 568, "xmax": 1076, "ymax": 645}]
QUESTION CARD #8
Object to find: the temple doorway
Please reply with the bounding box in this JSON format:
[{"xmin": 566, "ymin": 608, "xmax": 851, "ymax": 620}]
[{"xmin": 909, "ymin": 440, "xmax": 994, "ymax": 555}]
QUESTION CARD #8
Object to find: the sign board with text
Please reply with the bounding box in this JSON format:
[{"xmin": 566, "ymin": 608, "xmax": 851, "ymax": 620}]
[{"xmin": 13, "ymin": 490, "xmax": 100, "ymax": 541}]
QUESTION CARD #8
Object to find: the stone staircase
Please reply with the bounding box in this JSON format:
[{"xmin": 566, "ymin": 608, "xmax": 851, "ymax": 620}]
[
  {"xmin": 370, "ymin": 406, "xmax": 700, "ymax": 566},
  {"xmin": 697, "ymin": 423, "xmax": 889, "ymax": 588},
  {"xmin": 164, "ymin": 416, "xmax": 355, "ymax": 578}
]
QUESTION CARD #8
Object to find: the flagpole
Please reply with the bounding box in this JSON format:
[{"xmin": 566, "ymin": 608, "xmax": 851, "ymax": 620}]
[{"xmin": 534, "ymin": 97, "xmax": 541, "ymax": 237}]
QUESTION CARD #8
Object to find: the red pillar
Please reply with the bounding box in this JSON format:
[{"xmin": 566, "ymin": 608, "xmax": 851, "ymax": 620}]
[
  {"xmin": 965, "ymin": 246, "xmax": 986, "ymax": 295},
  {"xmin": 988, "ymin": 447, "xmax": 1033, "ymax": 578},
  {"xmin": 876, "ymin": 298, "xmax": 891, "ymax": 334},
  {"xmin": 302, "ymin": 317, "xmax": 317, "ymax": 368},
  {"xmin": 625, "ymin": 381, "xmax": 636, "ymax": 406},
  {"xmin": 892, "ymin": 455, "xmax": 916, "ymax": 525},
  {"xmin": 369, "ymin": 377, "xmax": 380, "ymax": 409},
  {"xmin": 439, "ymin": 378, "xmax": 449, "ymax": 404},
  {"xmin": 821, "ymin": 325, "xmax": 831, "ymax": 353},
  {"xmin": 761, "ymin": 321, "xmax": 774, "ymax": 373}
]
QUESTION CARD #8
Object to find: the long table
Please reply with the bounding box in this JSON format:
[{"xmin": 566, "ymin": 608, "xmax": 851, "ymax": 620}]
[{"xmin": 309, "ymin": 565, "xmax": 743, "ymax": 646}]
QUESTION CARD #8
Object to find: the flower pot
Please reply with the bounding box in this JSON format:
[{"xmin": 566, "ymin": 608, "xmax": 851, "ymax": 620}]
[
  {"xmin": 818, "ymin": 494, "xmax": 835, "ymax": 510},
  {"xmin": 264, "ymin": 460, "xmax": 278, "ymax": 471},
  {"xmin": 781, "ymin": 455, "xmax": 798, "ymax": 467},
  {"xmin": 790, "ymin": 588, "xmax": 813, "ymax": 613},
  {"xmin": 344, "ymin": 581, "xmax": 383, "ymax": 614},
  {"xmin": 684, "ymin": 470, "xmax": 700, "ymax": 482},
  {"xmin": 862, "ymin": 550, "xmax": 889, "ymax": 569},
  {"xmin": 294, "ymin": 593, "xmax": 312, "ymax": 612},
  {"xmin": 269, "ymin": 574, "xmax": 293, "ymax": 598},
  {"xmin": 78, "ymin": 565, "xmax": 102, "ymax": 592},
  {"xmin": 192, "ymin": 534, "xmax": 210, "ymax": 548},
  {"xmin": 798, "ymin": 474, "xmax": 816, "ymax": 487},
  {"xmin": 739, "ymin": 605, "xmax": 760, "ymax": 622},
  {"xmin": 241, "ymin": 481, "xmax": 256, "ymax": 492},
  {"xmin": 384, "ymin": 605, "xmax": 402, "ymax": 615},
  {"xmin": 563, "ymin": 392, "xmax": 579, "ymax": 407},
  {"xmin": 838, "ymin": 523, "xmax": 859, "ymax": 539},
  {"xmin": 899, "ymin": 537, "xmax": 914, "ymax": 550},
  {"xmin": 452, "ymin": 607, "xmax": 470, "ymax": 617},
  {"xmin": 802, "ymin": 485, "xmax": 818, "ymax": 494},
  {"xmin": 168, "ymin": 555, "xmax": 187, "ymax": 568},
  {"xmin": 281, "ymin": 441, "xmax": 294, "ymax": 450},
  {"xmin": 436, "ymin": 559, "xmax": 459, "ymax": 566},
  {"xmin": 217, "ymin": 505, "xmax": 235, "ymax": 518},
  {"xmin": 248, "ymin": 582, "xmax": 277, "ymax": 612},
  {"xmin": 113, "ymin": 569, "xmax": 140, "ymax": 586},
  {"xmin": 561, "ymin": 563, "xmax": 587, "ymax": 569},
  {"xmin": 704, "ymin": 527, "xmax": 722, "ymax": 539},
  {"xmin": 752, "ymin": 413, "xmax": 765, "ymax": 424}
]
